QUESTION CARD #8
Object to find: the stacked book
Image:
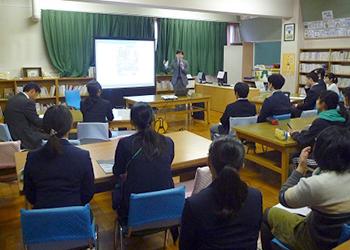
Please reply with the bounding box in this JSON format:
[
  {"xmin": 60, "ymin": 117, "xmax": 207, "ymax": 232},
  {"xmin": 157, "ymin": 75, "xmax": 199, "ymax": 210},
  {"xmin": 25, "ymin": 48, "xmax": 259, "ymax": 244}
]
[
  {"xmin": 338, "ymin": 77, "xmax": 350, "ymax": 87},
  {"xmin": 17, "ymin": 86, "xmax": 56, "ymax": 97},
  {"xmin": 35, "ymin": 103, "xmax": 55, "ymax": 114},
  {"xmin": 300, "ymin": 52, "xmax": 329, "ymax": 61},
  {"xmin": 157, "ymin": 81, "xmax": 173, "ymax": 90}
]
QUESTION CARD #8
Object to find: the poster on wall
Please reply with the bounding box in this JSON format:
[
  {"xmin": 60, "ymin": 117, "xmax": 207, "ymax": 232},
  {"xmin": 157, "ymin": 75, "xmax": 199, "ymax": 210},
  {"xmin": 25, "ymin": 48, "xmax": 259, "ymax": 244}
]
[
  {"xmin": 282, "ymin": 54, "xmax": 295, "ymax": 76},
  {"xmin": 322, "ymin": 10, "xmax": 333, "ymax": 21}
]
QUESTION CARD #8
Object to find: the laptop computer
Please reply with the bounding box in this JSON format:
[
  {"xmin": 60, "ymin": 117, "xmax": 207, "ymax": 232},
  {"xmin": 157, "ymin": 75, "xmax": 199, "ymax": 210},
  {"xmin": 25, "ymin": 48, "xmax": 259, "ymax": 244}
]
[{"xmin": 175, "ymin": 88, "xmax": 188, "ymax": 97}]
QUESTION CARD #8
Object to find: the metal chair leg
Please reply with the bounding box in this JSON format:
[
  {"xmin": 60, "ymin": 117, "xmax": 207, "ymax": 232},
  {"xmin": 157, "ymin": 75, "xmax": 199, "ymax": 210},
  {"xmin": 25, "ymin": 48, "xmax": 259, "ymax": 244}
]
[
  {"xmin": 119, "ymin": 224, "xmax": 124, "ymax": 250},
  {"xmin": 164, "ymin": 229, "xmax": 168, "ymax": 249}
]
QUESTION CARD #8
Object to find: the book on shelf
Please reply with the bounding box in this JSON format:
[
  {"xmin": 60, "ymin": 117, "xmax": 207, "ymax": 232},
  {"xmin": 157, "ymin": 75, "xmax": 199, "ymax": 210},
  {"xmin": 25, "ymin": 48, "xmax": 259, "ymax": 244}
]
[
  {"xmin": 0, "ymin": 106, "xmax": 3, "ymax": 118},
  {"xmin": 300, "ymin": 51, "xmax": 329, "ymax": 61},
  {"xmin": 331, "ymin": 65, "xmax": 350, "ymax": 74},
  {"xmin": 58, "ymin": 84, "xmax": 88, "ymax": 96},
  {"xmin": 299, "ymin": 63, "xmax": 328, "ymax": 73},
  {"xmin": 39, "ymin": 86, "xmax": 55, "ymax": 97},
  {"xmin": 35, "ymin": 102, "xmax": 55, "ymax": 114},
  {"xmin": 156, "ymin": 81, "xmax": 173, "ymax": 90},
  {"xmin": 330, "ymin": 51, "xmax": 350, "ymax": 61}
]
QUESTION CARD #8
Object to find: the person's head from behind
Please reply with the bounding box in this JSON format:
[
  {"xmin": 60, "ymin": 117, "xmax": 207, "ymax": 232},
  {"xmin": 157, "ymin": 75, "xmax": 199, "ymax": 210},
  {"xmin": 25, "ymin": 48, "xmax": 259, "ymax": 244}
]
[
  {"xmin": 316, "ymin": 90, "xmax": 338, "ymax": 112},
  {"xmin": 342, "ymin": 87, "xmax": 350, "ymax": 107},
  {"xmin": 314, "ymin": 126, "xmax": 350, "ymax": 172},
  {"xmin": 268, "ymin": 74, "xmax": 285, "ymax": 91},
  {"xmin": 325, "ymin": 73, "xmax": 338, "ymax": 85},
  {"xmin": 87, "ymin": 80, "xmax": 102, "ymax": 97},
  {"xmin": 42, "ymin": 105, "xmax": 73, "ymax": 157},
  {"xmin": 175, "ymin": 50, "xmax": 184, "ymax": 61},
  {"xmin": 131, "ymin": 102, "xmax": 166, "ymax": 161},
  {"xmin": 234, "ymin": 82, "xmax": 249, "ymax": 99},
  {"xmin": 306, "ymin": 72, "xmax": 318, "ymax": 87},
  {"xmin": 208, "ymin": 135, "xmax": 248, "ymax": 220},
  {"xmin": 314, "ymin": 68, "xmax": 326, "ymax": 79},
  {"xmin": 23, "ymin": 82, "xmax": 41, "ymax": 100}
]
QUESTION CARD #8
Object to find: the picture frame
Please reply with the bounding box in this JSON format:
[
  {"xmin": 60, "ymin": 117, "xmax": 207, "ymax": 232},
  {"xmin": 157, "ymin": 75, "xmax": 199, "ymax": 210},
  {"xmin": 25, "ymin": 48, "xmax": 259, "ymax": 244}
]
[
  {"xmin": 284, "ymin": 23, "xmax": 295, "ymax": 42},
  {"xmin": 3, "ymin": 88, "xmax": 14, "ymax": 99},
  {"xmin": 22, "ymin": 67, "xmax": 42, "ymax": 78}
]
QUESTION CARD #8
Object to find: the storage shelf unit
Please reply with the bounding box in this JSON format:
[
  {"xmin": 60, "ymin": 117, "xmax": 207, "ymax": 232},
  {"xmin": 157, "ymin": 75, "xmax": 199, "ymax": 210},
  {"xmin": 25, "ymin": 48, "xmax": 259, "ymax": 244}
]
[
  {"xmin": 0, "ymin": 77, "xmax": 94, "ymax": 112},
  {"xmin": 298, "ymin": 48, "xmax": 350, "ymax": 93}
]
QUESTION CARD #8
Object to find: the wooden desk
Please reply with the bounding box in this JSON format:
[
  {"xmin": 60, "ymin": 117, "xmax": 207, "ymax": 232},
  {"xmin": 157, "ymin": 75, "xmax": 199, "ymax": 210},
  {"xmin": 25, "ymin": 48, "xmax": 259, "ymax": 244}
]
[
  {"xmin": 334, "ymin": 239, "xmax": 350, "ymax": 249},
  {"xmin": 234, "ymin": 116, "xmax": 317, "ymax": 184},
  {"xmin": 250, "ymin": 93, "xmax": 305, "ymax": 113},
  {"xmin": 124, "ymin": 93, "xmax": 211, "ymax": 124},
  {"xmin": 195, "ymin": 84, "xmax": 260, "ymax": 113},
  {"xmin": 15, "ymin": 131, "xmax": 212, "ymax": 195}
]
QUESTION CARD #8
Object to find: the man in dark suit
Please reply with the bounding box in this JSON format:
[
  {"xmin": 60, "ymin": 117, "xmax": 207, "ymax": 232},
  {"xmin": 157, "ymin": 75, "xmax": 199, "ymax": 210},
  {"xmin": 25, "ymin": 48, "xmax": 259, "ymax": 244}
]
[
  {"xmin": 163, "ymin": 50, "xmax": 189, "ymax": 92},
  {"xmin": 4, "ymin": 82, "xmax": 48, "ymax": 149},
  {"xmin": 258, "ymin": 74, "xmax": 291, "ymax": 122},
  {"xmin": 292, "ymin": 72, "xmax": 326, "ymax": 117},
  {"xmin": 209, "ymin": 82, "xmax": 256, "ymax": 140}
]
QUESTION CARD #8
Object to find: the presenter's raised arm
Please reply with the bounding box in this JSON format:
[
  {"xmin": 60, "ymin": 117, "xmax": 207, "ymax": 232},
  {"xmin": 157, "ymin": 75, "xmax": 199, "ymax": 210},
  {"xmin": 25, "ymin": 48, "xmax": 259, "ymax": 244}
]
[{"xmin": 182, "ymin": 60, "xmax": 190, "ymax": 75}]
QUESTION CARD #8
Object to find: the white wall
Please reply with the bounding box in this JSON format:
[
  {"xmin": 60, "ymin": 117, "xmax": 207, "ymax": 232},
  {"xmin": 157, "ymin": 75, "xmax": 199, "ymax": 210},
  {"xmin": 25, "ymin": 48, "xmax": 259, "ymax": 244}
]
[
  {"xmin": 224, "ymin": 46, "xmax": 243, "ymax": 85},
  {"xmin": 0, "ymin": 0, "xmax": 240, "ymax": 79}
]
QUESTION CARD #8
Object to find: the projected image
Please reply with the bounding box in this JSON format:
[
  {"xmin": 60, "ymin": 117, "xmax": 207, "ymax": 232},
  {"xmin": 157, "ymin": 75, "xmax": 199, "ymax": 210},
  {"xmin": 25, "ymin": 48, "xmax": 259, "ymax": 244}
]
[{"xmin": 95, "ymin": 38, "xmax": 155, "ymax": 89}]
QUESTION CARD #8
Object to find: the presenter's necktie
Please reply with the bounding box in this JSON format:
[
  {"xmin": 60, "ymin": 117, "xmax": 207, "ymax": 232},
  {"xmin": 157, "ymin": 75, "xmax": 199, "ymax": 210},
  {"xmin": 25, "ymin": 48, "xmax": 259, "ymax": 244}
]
[{"xmin": 178, "ymin": 60, "xmax": 181, "ymax": 78}]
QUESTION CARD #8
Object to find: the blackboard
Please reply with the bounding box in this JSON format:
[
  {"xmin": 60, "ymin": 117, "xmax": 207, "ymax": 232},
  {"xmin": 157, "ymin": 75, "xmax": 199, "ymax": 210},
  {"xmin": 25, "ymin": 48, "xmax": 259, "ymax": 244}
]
[{"xmin": 254, "ymin": 41, "xmax": 281, "ymax": 65}]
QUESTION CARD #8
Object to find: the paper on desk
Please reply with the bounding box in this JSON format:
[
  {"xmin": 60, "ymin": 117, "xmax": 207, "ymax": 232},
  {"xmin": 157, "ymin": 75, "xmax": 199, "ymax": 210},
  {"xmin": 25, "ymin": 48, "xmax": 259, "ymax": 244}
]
[
  {"xmin": 290, "ymin": 96, "xmax": 305, "ymax": 100},
  {"xmin": 114, "ymin": 116, "xmax": 122, "ymax": 121},
  {"xmin": 97, "ymin": 159, "xmax": 114, "ymax": 174},
  {"xmin": 274, "ymin": 203, "xmax": 311, "ymax": 216},
  {"xmin": 112, "ymin": 109, "xmax": 130, "ymax": 121}
]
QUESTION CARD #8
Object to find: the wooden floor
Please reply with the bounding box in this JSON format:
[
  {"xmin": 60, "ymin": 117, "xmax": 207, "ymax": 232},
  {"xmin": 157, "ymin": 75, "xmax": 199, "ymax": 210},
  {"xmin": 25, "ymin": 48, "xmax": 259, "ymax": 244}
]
[{"xmin": 0, "ymin": 110, "xmax": 280, "ymax": 250}]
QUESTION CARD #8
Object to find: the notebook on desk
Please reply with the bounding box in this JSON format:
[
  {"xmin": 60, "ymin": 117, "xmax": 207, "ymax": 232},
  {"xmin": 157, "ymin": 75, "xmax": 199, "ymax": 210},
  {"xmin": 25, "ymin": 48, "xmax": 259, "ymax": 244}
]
[
  {"xmin": 112, "ymin": 109, "xmax": 130, "ymax": 121},
  {"xmin": 97, "ymin": 159, "xmax": 114, "ymax": 174}
]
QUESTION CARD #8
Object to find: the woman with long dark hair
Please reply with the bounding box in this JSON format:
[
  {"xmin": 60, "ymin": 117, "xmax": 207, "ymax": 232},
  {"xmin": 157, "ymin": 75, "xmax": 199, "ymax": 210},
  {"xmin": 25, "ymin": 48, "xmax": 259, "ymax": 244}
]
[
  {"xmin": 326, "ymin": 72, "xmax": 339, "ymax": 95},
  {"xmin": 180, "ymin": 136, "xmax": 262, "ymax": 250},
  {"xmin": 113, "ymin": 102, "xmax": 174, "ymax": 219},
  {"xmin": 23, "ymin": 105, "xmax": 95, "ymax": 208},
  {"xmin": 80, "ymin": 80, "xmax": 114, "ymax": 136}
]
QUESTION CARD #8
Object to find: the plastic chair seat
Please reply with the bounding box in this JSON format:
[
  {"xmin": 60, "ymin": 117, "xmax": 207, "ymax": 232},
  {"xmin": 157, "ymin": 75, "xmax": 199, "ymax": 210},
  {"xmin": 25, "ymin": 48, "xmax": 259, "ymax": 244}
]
[
  {"xmin": 77, "ymin": 122, "xmax": 109, "ymax": 145},
  {"xmin": 0, "ymin": 123, "xmax": 13, "ymax": 141},
  {"xmin": 229, "ymin": 115, "xmax": 258, "ymax": 136},
  {"xmin": 273, "ymin": 113, "xmax": 291, "ymax": 121}
]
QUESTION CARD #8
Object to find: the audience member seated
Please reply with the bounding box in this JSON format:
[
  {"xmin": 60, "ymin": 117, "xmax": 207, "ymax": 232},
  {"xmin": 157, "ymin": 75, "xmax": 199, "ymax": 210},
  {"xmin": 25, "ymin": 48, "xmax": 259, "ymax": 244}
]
[
  {"xmin": 326, "ymin": 73, "xmax": 339, "ymax": 95},
  {"xmin": 80, "ymin": 80, "xmax": 114, "ymax": 137},
  {"xmin": 261, "ymin": 126, "xmax": 350, "ymax": 250},
  {"xmin": 289, "ymin": 91, "xmax": 348, "ymax": 149},
  {"xmin": 4, "ymin": 82, "xmax": 49, "ymax": 149},
  {"xmin": 23, "ymin": 105, "xmax": 95, "ymax": 209},
  {"xmin": 209, "ymin": 82, "xmax": 256, "ymax": 140},
  {"xmin": 180, "ymin": 136, "xmax": 262, "ymax": 250},
  {"xmin": 314, "ymin": 67, "xmax": 327, "ymax": 89},
  {"xmin": 113, "ymin": 102, "xmax": 174, "ymax": 221},
  {"xmin": 291, "ymin": 72, "xmax": 326, "ymax": 117},
  {"xmin": 342, "ymin": 87, "xmax": 350, "ymax": 114},
  {"xmin": 258, "ymin": 74, "xmax": 291, "ymax": 123}
]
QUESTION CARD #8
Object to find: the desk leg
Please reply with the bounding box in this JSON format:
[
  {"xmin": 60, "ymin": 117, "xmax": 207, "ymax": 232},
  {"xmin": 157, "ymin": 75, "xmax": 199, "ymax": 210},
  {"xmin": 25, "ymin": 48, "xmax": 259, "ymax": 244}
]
[
  {"xmin": 206, "ymin": 99, "xmax": 210, "ymax": 124},
  {"xmin": 281, "ymin": 149, "xmax": 291, "ymax": 184}
]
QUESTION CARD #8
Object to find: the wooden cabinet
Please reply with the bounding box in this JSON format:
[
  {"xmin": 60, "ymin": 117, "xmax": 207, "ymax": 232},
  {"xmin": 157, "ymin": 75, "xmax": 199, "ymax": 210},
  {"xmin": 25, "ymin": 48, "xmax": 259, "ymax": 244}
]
[
  {"xmin": 195, "ymin": 83, "xmax": 260, "ymax": 113},
  {"xmin": 298, "ymin": 48, "xmax": 350, "ymax": 93},
  {"xmin": 0, "ymin": 77, "xmax": 93, "ymax": 114},
  {"xmin": 156, "ymin": 75, "xmax": 173, "ymax": 94}
]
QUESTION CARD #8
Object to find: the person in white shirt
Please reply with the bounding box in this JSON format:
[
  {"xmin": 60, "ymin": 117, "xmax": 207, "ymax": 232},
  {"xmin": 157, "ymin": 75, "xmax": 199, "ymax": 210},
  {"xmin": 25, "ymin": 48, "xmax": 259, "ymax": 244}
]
[{"xmin": 325, "ymin": 73, "xmax": 340, "ymax": 96}]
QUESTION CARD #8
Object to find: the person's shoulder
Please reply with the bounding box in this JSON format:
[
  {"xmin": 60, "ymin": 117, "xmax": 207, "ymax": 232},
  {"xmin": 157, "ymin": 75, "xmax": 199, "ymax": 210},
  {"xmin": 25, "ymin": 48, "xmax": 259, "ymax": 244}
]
[
  {"xmin": 247, "ymin": 186, "xmax": 262, "ymax": 198},
  {"xmin": 186, "ymin": 185, "xmax": 214, "ymax": 206}
]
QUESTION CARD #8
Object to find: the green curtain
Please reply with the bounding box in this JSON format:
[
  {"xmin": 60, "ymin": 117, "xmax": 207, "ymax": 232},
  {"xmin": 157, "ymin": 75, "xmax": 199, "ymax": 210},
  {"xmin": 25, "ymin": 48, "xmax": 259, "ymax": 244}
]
[
  {"xmin": 156, "ymin": 18, "xmax": 227, "ymax": 76},
  {"xmin": 42, "ymin": 10, "xmax": 154, "ymax": 77}
]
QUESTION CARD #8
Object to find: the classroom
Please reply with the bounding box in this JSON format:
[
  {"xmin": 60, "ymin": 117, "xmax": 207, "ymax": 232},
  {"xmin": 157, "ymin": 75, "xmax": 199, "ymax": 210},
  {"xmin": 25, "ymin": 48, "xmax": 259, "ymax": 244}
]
[{"xmin": 1, "ymin": 0, "xmax": 350, "ymax": 249}]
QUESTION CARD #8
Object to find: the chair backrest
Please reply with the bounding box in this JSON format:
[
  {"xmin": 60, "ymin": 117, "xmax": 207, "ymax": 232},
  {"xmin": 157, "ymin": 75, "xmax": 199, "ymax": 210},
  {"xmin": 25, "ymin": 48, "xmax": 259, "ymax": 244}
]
[
  {"xmin": 192, "ymin": 166, "xmax": 212, "ymax": 195},
  {"xmin": 273, "ymin": 113, "xmax": 291, "ymax": 121},
  {"xmin": 65, "ymin": 90, "xmax": 81, "ymax": 110},
  {"xmin": 127, "ymin": 186, "xmax": 185, "ymax": 234},
  {"xmin": 229, "ymin": 115, "xmax": 258, "ymax": 136},
  {"xmin": 338, "ymin": 224, "xmax": 350, "ymax": 245},
  {"xmin": 283, "ymin": 91, "xmax": 291, "ymax": 98},
  {"xmin": 0, "ymin": 140, "xmax": 20, "ymax": 168},
  {"xmin": 77, "ymin": 122, "xmax": 109, "ymax": 145},
  {"xmin": 21, "ymin": 204, "xmax": 94, "ymax": 250},
  {"xmin": 0, "ymin": 123, "xmax": 13, "ymax": 141},
  {"xmin": 300, "ymin": 109, "xmax": 318, "ymax": 117}
]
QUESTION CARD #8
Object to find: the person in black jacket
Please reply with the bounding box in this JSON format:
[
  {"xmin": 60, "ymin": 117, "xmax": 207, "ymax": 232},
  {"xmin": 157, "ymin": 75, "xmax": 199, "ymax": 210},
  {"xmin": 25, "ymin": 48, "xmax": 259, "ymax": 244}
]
[
  {"xmin": 24, "ymin": 105, "xmax": 95, "ymax": 209},
  {"xmin": 4, "ymin": 82, "xmax": 48, "ymax": 149},
  {"xmin": 314, "ymin": 67, "xmax": 327, "ymax": 89},
  {"xmin": 258, "ymin": 74, "xmax": 291, "ymax": 123},
  {"xmin": 291, "ymin": 72, "xmax": 326, "ymax": 117},
  {"xmin": 80, "ymin": 80, "xmax": 114, "ymax": 137},
  {"xmin": 290, "ymin": 91, "xmax": 348, "ymax": 150},
  {"xmin": 209, "ymin": 82, "xmax": 256, "ymax": 140},
  {"xmin": 113, "ymin": 102, "xmax": 174, "ymax": 220},
  {"xmin": 180, "ymin": 136, "xmax": 262, "ymax": 250}
]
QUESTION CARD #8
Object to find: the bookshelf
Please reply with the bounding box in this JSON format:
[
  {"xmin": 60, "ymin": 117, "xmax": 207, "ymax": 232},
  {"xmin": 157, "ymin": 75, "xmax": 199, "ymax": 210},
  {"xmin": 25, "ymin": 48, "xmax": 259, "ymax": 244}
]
[
  {"xmin": 156, "ymin": 75, "xmax": 173, "ymax": 94},
  {"xmin": 298, "ymin": 48, "xmax": 350, "ymax": 93},
  {"xmin": 0, "ymin": 77, "xmax": 93, "ymax": 114}
]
